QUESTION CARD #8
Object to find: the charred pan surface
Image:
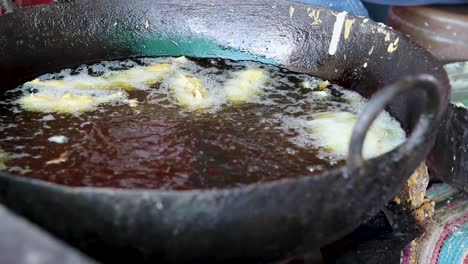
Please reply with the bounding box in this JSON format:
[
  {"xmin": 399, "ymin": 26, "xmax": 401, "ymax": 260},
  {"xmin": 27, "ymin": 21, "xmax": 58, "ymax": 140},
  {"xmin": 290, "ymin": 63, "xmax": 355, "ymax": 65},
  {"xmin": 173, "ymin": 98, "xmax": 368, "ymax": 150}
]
[
  {"xmin": 428, "ymin": 104, "xmax": 468, "ymax": 193},
  {"xmin": 0, "ymin": 0, "xmax": 449, "ymax": 263}
]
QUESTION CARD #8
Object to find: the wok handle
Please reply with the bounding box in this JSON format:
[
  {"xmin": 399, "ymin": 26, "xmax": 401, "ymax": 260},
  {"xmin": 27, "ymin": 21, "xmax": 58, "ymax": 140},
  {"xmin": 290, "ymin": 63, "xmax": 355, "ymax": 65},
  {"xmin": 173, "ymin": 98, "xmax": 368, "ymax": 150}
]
[{"xmin": 346, "ymin": 74, "xmax": 443, "ymax": 171}]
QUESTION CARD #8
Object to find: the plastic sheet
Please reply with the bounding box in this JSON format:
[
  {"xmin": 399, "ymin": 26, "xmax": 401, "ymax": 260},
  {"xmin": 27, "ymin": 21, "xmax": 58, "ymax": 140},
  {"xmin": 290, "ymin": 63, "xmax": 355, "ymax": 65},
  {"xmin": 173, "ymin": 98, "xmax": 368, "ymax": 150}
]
[{"xmin": 364, "ymin": 0, "xmax": 467, "ymax": 4}]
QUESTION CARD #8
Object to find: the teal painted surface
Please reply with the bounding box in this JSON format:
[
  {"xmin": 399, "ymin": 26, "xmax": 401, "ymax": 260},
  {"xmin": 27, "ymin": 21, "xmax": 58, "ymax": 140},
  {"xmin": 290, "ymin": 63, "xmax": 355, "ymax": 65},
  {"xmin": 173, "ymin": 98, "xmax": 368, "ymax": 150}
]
[
  {"xmin": 438, "ymin": 224, "xmax": 468, "ymax": 264},
  {"xmin": 119, "ymin": 31, "xmax": 277, "ymax": 65},
  {"xmin": 427, "ymin": 184, "xmax": 457, "ymax": 201}
]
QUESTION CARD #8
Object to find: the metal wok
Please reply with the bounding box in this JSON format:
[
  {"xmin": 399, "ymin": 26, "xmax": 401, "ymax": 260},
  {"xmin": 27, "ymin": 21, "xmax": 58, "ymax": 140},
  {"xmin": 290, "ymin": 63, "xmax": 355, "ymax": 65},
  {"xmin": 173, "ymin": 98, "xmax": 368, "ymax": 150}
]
[{"xmin": 0, "ymin": 0, "xmax": 449, "ymax": 262}]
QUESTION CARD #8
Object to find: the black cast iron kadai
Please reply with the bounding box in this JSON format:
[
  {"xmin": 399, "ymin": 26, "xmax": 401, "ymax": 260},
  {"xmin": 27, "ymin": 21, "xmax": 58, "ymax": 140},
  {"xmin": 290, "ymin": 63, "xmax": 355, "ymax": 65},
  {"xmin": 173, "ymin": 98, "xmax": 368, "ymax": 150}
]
[{"xmin": 0, "ymin": 0, "xmax": 451, "ymax": 263}]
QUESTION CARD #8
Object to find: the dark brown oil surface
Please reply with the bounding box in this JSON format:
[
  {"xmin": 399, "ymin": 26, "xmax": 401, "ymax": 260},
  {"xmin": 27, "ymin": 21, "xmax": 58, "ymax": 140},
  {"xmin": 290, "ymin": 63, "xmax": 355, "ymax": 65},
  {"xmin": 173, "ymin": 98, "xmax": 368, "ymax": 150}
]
[{"xmin": 0, "ymin": 57, "xmax": 352, "ymax": 190}]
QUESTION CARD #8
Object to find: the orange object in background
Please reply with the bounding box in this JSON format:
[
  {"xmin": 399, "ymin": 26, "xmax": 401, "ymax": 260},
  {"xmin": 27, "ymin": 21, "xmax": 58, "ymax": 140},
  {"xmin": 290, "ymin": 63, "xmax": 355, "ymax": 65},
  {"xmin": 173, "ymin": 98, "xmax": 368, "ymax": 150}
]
[
  {"xmin": 13, "ymin": 0, "xmax": 53, "ymax": 6},
  {"xmin": 388, "ymin": 5, "xmax": 468, "ymax": 63},
  {"xmin": 0, "ymin": 0, "xmax": 53, "ymax": 15}
]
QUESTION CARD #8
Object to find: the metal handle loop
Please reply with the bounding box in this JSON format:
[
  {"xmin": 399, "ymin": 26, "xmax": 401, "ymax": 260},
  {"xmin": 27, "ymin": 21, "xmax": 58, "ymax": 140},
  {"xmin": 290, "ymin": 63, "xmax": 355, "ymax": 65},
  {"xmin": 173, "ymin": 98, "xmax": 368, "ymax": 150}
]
[{"xmin": 346, "ymin": 74, "xmax": 443, "ymax": 172}]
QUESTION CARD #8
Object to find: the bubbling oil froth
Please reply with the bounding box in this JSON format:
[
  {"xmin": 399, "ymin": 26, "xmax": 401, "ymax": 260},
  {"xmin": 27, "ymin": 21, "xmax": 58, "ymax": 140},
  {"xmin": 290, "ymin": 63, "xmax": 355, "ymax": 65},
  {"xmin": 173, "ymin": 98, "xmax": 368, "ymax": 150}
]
[{"xmin": 0, "ymin": 57, "xmax": 407, "ymax": 189}]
